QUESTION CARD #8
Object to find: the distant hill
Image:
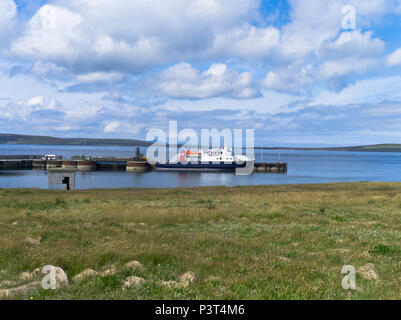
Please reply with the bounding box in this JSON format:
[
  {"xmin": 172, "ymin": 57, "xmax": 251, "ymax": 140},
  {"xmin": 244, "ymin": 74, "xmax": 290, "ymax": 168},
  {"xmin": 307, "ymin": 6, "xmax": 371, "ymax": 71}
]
[
  {"xmin": 1, "ymin": 134, "xmax": 400, "ymax": 152},
  {"xmin": 0, "ymin": 133, "xmax": 151, "ymax": 147},
  {"xmin": 259, "ymin": 144, "xmax": 401, "ymax": 153}
]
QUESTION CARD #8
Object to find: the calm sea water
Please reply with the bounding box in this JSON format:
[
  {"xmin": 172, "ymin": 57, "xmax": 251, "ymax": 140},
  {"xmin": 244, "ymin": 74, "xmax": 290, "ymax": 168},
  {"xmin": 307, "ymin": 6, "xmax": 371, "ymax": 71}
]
[{"xmin": 0, "ymin": 144, "xmax": 400, "ymax": 189}]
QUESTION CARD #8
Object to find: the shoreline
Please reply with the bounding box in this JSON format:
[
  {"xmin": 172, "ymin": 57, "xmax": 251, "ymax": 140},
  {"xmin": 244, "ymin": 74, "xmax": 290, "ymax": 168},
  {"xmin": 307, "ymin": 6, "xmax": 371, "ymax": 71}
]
[{"xmin": 1, "ymin": 180, "xmax": 399, "ymax": 191}]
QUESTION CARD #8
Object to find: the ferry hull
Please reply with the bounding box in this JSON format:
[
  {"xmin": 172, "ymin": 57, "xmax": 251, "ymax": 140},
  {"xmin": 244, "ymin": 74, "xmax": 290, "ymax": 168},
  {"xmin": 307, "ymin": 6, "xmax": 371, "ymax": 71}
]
[{"xmin": 155, "ymin": 161, "xmax": 250, "ymax": 172}]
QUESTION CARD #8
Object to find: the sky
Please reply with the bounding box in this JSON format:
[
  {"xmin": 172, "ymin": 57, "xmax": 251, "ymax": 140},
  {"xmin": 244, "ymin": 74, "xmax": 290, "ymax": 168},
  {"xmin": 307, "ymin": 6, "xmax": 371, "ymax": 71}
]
[{"xmin": 1, "ymin": 0, "xmax": 401, "ymax": 146}]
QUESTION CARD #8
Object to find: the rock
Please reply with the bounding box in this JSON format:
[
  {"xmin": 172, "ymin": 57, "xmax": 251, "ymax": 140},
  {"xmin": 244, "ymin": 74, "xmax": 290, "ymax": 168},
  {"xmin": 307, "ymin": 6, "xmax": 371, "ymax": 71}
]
[
  {"xmin": 41, "ymin": 265, "xmax": 69, "ymax": 288},
  {"xmin": 19, "ymin": 272, "xmax": 32, "ymax": 281},
  {"xmin": 138, "ymin": 222, "xmax": 147, "ymax": 227},
  {"xmin": 0, "ymin": 281, "xmax": 41, "ymax": 298},
  {"xmin": 11, "ymin": 221, "xmax": 18, "ymax": 226},
  {"xmin": 24, "ymin": 237, "xmax": 41, "ymax": 245},
  {"xmin": 124, "ymin": 223, "xmax": 136, "ymax": 228},
  {"xmin": 306, "ymin": 252, "xmax": 324, "ymax": 257},
  {"xmin": 178, "ymin": 271, "xmax": 198, "ymax": 287},
  {"xmin": 278, "ymin": 256, "xmax": 291, "ymax": 263},
  {"xmin": 72, "ymin": 269, "xmax": 98, "ymax": 283},
  {"xmin": 19, "ymin": 267, "xmax": 41, "ymax": 281},
  {"xmin": 358, "ymin": 263, "xmax": 379, "ymax": 281},
  {"xmin": 330, "ymin": 249, "xmax": 351, "ymax": 255},
  {"xmin": 122, "ymin": 276, "xmax": 145, "ymax": 290},
  {"xmin": 359, "ymin": 251, "xmax": 371, "ymax": 258},
  {"xmin": 160, "ymin": 280, "xmax": 182, "ymax": 288},
  {"xmin": 0, "ymin": 280, "xmax": 17, "ymax": 288},
  {"xmin": 100, "ymin": 265, "xmax": 118, "ymax": 276},
  {"xmin": 205, "ymin": 276, "xmax": 219, "ymax": 282},
  {"xmin": 123, "ymin": 261, "xmax": 144, "ymax": 271}
]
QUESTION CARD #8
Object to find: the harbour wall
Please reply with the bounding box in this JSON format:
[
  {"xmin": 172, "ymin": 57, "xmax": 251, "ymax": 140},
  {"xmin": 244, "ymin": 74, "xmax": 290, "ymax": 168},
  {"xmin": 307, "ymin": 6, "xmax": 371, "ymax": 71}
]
[{"xmin": 0, "ymin": 157, "xmax": 287, "ymax": 173}]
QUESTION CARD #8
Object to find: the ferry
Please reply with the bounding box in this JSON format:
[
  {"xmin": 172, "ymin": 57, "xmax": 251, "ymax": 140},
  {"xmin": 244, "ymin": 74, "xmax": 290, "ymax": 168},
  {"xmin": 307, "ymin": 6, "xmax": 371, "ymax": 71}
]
[{"xmin": 155, "ymin": 147, "xmax": 253, "ymax": 171}]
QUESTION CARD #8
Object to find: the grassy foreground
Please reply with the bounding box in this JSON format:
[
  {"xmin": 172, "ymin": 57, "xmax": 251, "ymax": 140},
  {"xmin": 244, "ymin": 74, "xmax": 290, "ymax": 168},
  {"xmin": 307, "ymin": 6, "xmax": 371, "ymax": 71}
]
[{"xmin": 1, "ymin": 182, "xmax": 401, "ymax": 300}]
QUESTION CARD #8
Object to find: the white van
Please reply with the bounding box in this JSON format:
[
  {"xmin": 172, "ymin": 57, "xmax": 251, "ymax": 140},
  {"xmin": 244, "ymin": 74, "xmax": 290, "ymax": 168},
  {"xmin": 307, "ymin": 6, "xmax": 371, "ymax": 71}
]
[{"xmin": 42, "ymin": 154, "xmax": 57, "ymax": 160}]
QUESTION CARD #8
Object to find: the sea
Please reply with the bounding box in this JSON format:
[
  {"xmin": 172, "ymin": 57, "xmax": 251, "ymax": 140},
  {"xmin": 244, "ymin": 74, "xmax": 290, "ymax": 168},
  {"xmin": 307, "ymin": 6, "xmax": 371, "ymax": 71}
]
[{"xmin": 0, "ymin": 144, "xmax": 400, "ymax": 189}]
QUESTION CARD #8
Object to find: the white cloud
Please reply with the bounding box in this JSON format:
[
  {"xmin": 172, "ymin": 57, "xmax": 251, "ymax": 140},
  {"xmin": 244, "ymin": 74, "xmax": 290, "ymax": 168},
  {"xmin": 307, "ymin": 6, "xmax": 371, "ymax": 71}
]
[
  {"xmin": 387, "ymin": 48, "xmax": 401, "ymax": 66},
  {"xmin": 210, "ymin": 25, "xmax": 280, "ymax": 59},
  {"xmin": 0, "ymin": 95, "xmax": 61, "ymax": 121},
  {"xmin": 264, "ymin": 30, "xmax": 384, "ymax": 94},
  {"xmin": 11, "ymin": 5, "xmax": 84, "ymax": 62},
  {"xmin": 312, "ymin": 76, "xmax": 401, "ymax": 106},
  {"xmin": 28, "ymin": 96, "xmax": 46, "ymax": 106},
  {"xmin": 319, "ymin": 58, "xmax": 378, "ymax": 78},
  {"xmin": 0, "ymin": 0, "xmax": 17, "ymax": 47},
  {"xmin": 278, "ymin": 0, "xmax": 394, "ymax": 59},
  {"xmin": 0, "ymin": 0, "xmax": 16, "ymax": 19},
  {"xmin": 77, "ymin": 72, "xmax": 125, "ymax": 84},
  {"xmin": 104, "ymin": 120, "xmax": 142, "ymax": 135},
  {"xmin": 8, "ymin": 0, "xmax": 397, "ymax": 99},
  {"xmin": 157, "ymin": 63, "xmax": 259, "ymax": 99},
  {"xmin": 11, "ymin": 0, "xmax": 263, "ymax": 74},
  {"xmin": 31, "ymin": 61, "xmax": 67, "ymax": 77},
  {"xmin": 278, "ymin": 0, "xmax": 344, "ymax": 58},
  {"xmin": 318, "ymin": 31, "xmax": 384, "ymax": 60},
  {"xmin": 263, "ymin": 62, "xmax": 315, "ymax": 95}
]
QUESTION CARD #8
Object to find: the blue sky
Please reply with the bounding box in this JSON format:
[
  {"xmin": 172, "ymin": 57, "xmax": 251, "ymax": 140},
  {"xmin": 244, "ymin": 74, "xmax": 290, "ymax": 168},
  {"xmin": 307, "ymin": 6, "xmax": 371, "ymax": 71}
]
[{"xmin": 1, "ymin": 0, "xmax": 401, "ymax": 146}]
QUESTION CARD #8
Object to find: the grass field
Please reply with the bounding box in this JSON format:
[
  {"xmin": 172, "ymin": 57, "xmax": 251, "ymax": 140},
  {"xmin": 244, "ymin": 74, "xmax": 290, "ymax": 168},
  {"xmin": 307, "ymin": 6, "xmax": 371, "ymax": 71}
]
[{"xmin": 0, "ymin": 182, "xmax": 401, "ymax": 300}]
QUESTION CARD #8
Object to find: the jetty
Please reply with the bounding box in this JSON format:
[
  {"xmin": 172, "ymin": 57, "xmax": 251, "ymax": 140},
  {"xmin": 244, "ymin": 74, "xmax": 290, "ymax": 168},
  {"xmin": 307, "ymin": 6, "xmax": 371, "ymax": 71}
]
[{"xmin": 0, "ymin": 155, "xmax": 287, "ymax": 173}]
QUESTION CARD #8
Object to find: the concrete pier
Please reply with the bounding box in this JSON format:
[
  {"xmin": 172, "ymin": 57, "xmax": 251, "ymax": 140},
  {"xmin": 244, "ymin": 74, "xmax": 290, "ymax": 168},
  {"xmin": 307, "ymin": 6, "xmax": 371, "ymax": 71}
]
[
  {"xmin": 77, "ymin": 160, "xmax": 96, "ymax": 171},
  {"xmin": 33, "ymin": 160, "xmax": 46, "ymax": 169},
  {"xmin": 46, "ymin": 160, "xmax": 62, "ymax": 170},
  {"xmin": 126, "ymin": 160, "xmax": 150, "ymax": 172},
  {"xmin": 0, "ymin": 160, "xmax": 33, "ymax": 170},
  {"xmin": 61, "ymin": 160, "xmax": 77, "ymax": 170},
  {"xmin": 0, "ymin": 156, "xmax": 287, "ymax": 174},
  {"xmin": 254, "ymin": 162, "xmax": 287, "ymax": 173}
]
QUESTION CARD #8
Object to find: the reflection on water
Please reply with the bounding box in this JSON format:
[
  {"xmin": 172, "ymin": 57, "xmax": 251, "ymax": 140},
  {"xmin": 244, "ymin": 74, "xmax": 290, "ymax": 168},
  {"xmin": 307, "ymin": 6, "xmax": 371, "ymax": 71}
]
[{"xmin": 0, "ymin": 145, "xmax": 401, "ymax": 189}]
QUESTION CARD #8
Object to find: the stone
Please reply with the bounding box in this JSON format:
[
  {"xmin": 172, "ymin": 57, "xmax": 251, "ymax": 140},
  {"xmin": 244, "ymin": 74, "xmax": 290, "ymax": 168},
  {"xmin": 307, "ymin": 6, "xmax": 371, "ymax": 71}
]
[
  {"xmin": 124, "ymin": 223, "xmax": 136, "ymax": 228},
  {"xmin": 40, "ymin": 266, "xmax": 69, "ymax": 288},
  {"xmin": 358, "ymin": 263, "xmax": 379, "ymax": 281},
  {"xmin": 24, "ymin": 237, "xmax": 41, "ymax": 245},
  {"xmin": 0, "ymin": 280, "xmax": 17, "ymax": 288},
  {"xmin": 278, "ymin": 256, "xmax": 291, "ymax": 263},
  {"xmin": 306, "ymin": 252, "xmax": 324, "ymax": 257},
  {"xmin": 0, "ymin": 281, "xmax": 41, "ymax": 298},
  {"xmin": 178, "ymin": 271, "xmax": 198, "ymax": 287},
  {"xmin": 100, "ymin": 265, "xmax": 118, "ymax": 276},
  {"xmin": 72, "ymin": 268, "xmax": 98, "ymax": 283},
  {"xmin": 19, "ymin": 267, "xmax": 41, "ymax": 281},
  {"xmin": 122, "ymin": 276, "xmax": 145, "ymax": 290},
  {"xmin": 160, "ymin": 280, "xmax": 182, "ymax": 288},
  {"xmin": 123, "ymin": 261, "xmax": 144, "ymax": 271},
  {"xmin": 330, "ymin": 249, "xmax": 351, "ymax": 254},
  {"xmin": 359, "ymin": 251, "xmax": 371, "ymax": 258},
  {"xmin": 205, "ymin": 276, "xmax": 219, "ymax": 282}
]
